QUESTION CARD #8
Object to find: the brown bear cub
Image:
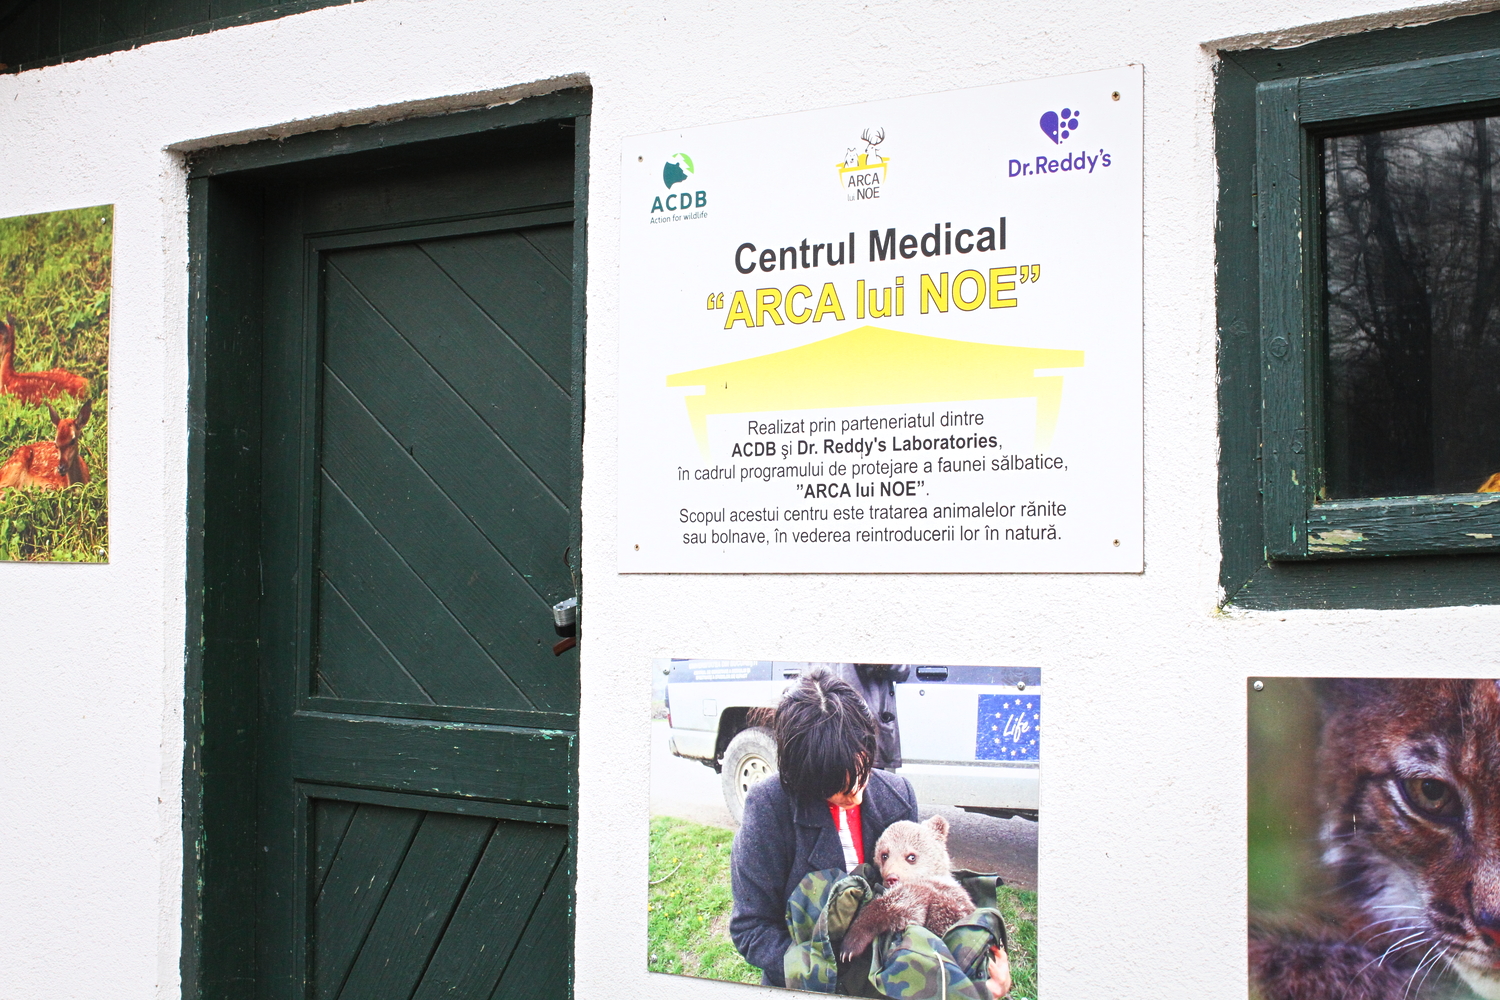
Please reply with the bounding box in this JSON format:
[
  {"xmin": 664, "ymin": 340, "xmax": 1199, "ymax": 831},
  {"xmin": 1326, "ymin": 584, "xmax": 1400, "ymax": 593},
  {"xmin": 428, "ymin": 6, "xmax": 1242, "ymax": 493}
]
[{"xmin": 839, "ymin": 814, "xmax": 976, "ymax": 961}]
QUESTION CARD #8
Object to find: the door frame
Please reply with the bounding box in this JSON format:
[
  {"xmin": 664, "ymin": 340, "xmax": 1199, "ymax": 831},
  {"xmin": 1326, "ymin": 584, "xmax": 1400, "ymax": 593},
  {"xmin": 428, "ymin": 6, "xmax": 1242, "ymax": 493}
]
[{"xmin": 181, "ymin": 88, "xmax": 590, "ymax": 1000}]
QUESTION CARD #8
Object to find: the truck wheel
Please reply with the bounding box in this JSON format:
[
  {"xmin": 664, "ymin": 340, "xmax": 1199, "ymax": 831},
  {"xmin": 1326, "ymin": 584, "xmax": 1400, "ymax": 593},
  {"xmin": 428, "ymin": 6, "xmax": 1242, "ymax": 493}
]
[{"xmin": 721, "ymin": 727, "xmax": 777, "ymax": 824}]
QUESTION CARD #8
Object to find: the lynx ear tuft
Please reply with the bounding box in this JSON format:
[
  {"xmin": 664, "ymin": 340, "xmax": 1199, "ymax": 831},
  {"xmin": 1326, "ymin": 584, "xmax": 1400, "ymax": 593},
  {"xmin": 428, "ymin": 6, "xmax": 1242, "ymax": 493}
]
[{"xmin": 924, "ymin": 814, "xmax": 950, "ymax": 842}]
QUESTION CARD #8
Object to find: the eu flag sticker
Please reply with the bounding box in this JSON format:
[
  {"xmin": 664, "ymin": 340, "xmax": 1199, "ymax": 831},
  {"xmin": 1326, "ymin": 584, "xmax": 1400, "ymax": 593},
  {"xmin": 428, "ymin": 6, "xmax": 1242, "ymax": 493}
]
[{"xmin": 976, "ymin": 694, "xmax": 1040, "ymax": 762}]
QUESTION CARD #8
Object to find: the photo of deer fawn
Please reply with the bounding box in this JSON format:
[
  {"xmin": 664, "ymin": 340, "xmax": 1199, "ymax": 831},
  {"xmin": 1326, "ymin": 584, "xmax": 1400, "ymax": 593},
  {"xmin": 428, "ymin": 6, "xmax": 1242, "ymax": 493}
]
[
  {"xmin": 0, "ymin": 399, "xmax": 92, "ymax": 496},
  {"xmin": 0, "ymin": 312, "xmax": 89, "ymax": 405},
  {"xmin": 0, "ymin": 205, "xmax": 112, "ymax": 561}
]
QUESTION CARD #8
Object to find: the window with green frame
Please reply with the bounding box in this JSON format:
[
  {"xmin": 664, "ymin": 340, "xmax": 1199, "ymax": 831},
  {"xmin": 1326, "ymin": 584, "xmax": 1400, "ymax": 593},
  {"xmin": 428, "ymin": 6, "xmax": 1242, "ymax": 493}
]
[{"xmin": 1218, "ymin": 11, "xmax": 1500, "ymax": 609}]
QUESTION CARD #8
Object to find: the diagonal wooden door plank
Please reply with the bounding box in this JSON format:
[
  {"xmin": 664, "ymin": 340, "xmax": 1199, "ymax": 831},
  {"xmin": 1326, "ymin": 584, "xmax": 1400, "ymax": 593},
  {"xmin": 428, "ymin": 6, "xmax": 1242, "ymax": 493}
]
[
  {"xmin": 516, "ymin": 225, "xmax": 573, "ymax": 277},
  {"xmin": 321, "ymin": 380, "xmax": 570, "ymax": 710},
  {"xmin": 323, "ymin": 268, "xmax": 570, "ymax": 593},
  {"xmin": 313, "ymin": 800, "xmax": 358, "ymax": 899},
  {"xmin": 316, "ymin": 576, "xmax": 437, "ymax": 705},
  {"xmin": 336, "ymin": 812, "xmax": 495, "ymax": 1000},
  {"xmin": 313, "ymin": 804, "xmax": 423, "ymax": 1000},
  {"xmin": 319, "ymin": 477, "xmax": 531, "ymax": 710},
  {"xmin": 487, "ymin": 852, "xmax": 571, "ymax": 1000},
  {"xmin": 328, "ymin": 247, "xmax": 573, "ymax": 498},
  {"xmin": 420, "ymin": 227, "xmax": 573, "ymax": 386},
  {"xmin": 410, "ymin": 821, "xmax": 567, "ymax": 1000}
]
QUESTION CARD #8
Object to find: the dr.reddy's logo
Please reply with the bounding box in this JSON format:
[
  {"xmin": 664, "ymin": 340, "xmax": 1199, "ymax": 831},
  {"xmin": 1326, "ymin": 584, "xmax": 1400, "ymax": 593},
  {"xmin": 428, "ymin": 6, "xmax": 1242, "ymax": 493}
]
[
  {"xmin": 1008, "ymin": 103, "xmax": 1112, "ymax": 179},
  {"xmin": 650, "ymin": 152, "xmax": 708, "ymax": 223},
  {"xmin": 837, "ymin": 127, "xmax": 890, "ymax": 202},
  {"xmin": 1039, "ymin": 107, "xmax": 1081, "ymax": 144}
]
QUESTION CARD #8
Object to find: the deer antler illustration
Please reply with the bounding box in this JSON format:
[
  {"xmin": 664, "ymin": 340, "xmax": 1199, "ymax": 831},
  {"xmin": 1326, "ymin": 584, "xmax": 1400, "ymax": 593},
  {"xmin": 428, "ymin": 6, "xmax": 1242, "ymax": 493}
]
[{"xmin": 861, "ymin": 127, "xmax": 886, "ymax": 151}]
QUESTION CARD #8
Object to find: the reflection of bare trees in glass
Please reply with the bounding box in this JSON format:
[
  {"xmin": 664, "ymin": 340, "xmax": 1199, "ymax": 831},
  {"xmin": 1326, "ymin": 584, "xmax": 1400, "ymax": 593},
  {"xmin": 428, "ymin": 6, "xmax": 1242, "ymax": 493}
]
[{"xmin": 1323, "ymin": 118, "xmax": 1500, "ymax": 497}]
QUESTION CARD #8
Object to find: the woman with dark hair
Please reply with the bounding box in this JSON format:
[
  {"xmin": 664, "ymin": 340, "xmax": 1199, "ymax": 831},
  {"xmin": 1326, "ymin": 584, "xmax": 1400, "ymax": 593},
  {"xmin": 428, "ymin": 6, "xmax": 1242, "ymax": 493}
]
[{"xmin": 728, "ymin": 669, "xmax": 1010, "ymax": 997}]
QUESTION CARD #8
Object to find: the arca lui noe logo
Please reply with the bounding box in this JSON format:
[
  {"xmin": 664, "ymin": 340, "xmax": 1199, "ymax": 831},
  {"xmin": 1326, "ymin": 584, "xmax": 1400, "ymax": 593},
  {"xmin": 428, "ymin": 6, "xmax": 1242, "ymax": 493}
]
[{"xmin": 838, "ymin": 127, "xmax": 889, "ymax": 202}]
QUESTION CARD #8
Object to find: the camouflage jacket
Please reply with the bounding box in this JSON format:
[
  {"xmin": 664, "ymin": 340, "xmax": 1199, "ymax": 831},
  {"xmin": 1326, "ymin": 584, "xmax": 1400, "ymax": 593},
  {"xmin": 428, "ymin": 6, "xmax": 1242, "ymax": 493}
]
[{"xmin": 784, "ymin": 864, "xmax": 1009, "ymax": 999}]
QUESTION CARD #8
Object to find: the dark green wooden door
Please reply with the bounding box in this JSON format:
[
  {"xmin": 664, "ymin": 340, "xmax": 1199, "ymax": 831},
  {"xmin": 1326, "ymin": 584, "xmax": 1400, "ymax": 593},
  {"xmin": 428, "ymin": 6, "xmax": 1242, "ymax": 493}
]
[{"xmin": 253, "ymin": 136, "xmax": 581, "ymax": 1000}]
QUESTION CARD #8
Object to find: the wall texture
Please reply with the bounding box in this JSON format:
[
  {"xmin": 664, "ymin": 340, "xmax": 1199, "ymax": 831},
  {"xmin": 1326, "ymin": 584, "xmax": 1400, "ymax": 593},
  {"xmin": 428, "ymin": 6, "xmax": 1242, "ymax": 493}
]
[{"xmin": 2, "ymin": 1, "xmax": 1499, "ymax": 998}]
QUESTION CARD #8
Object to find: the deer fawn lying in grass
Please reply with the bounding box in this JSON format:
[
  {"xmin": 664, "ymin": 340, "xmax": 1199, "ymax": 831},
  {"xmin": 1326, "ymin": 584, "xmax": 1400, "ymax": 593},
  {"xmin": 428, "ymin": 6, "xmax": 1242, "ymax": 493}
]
[
  {"xmin": 0, "ymin": 399, "xmax": 92, "ymax": 496},
  {"xmin": 0, "ymin": 312, "xmax": 89, "ymax": 406}
]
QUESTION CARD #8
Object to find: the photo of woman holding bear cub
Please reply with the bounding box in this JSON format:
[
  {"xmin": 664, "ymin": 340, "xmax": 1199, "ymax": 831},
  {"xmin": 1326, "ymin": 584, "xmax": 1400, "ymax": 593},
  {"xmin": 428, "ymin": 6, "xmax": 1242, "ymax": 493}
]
[{"xmin": 729, "ymin": 670, "xmax": 1014, "ymax": 999}]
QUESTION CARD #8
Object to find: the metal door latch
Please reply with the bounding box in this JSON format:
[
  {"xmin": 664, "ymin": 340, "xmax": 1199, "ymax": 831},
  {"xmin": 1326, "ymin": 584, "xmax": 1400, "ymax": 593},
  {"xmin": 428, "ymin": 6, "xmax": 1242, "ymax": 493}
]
[{"xmin": 551, "ymin": 597, "xmax": 578, "ymax": 655}]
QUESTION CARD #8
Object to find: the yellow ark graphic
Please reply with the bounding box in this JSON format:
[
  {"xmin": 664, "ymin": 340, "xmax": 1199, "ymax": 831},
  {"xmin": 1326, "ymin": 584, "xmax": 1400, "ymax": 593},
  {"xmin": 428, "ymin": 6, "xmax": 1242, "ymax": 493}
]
[{"xmin": 666, "ymin": 325, "xmax": 1085, "ymax": 457}]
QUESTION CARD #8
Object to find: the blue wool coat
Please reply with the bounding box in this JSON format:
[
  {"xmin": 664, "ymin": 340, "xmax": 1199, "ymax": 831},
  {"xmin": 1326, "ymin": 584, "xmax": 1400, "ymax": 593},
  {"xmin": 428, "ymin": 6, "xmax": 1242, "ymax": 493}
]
[{"xmin": 729, "ymin": 769, "xmax": 919, "ymax": 986}]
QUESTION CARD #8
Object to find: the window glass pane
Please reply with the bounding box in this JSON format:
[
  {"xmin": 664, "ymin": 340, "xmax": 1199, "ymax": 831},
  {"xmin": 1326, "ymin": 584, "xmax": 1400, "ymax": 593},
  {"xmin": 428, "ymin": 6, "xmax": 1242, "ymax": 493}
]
[{"xmin": 1323, "ymin": 118, "xmax": 1500, "ymax": 498}]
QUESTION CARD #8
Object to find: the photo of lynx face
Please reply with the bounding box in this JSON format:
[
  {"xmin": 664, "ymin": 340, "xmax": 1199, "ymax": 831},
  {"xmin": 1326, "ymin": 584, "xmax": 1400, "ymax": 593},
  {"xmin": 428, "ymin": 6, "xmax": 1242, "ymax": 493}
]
[{"xmin": 1249, "ymin": 678, "xmax": 1500, "ymax": 1000}]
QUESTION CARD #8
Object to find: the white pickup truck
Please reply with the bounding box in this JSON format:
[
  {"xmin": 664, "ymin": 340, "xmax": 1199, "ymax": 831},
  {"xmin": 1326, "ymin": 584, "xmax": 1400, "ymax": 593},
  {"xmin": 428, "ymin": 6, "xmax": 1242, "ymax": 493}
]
[{"xmin": 660, "ymin": 659, "xmax": 1040, "ymax": 823}]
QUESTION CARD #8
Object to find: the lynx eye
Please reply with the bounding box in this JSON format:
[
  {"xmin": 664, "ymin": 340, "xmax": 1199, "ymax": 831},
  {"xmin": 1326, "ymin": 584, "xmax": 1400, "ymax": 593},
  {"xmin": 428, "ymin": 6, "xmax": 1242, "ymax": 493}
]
[{"xmin": 1400, "ymin": 777, "xmax": 1462, "ymax": 819}]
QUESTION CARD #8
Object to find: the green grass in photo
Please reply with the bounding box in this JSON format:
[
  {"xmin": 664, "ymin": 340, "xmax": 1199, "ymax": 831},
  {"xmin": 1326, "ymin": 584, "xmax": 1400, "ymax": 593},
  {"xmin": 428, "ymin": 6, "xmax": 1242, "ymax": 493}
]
[
  {"xmin": 0, "ymin": 205, "xmax": 111, "ymax": 562},
  {"xmin": 0, "ymin": 477, "xmax": 108, "ymax": 562},
  {"xmin": 648, "ymin": 815, "xmax": 761, "ymax": 984},
  {"xmin": 995, "ymin": 884, "xmax": 1038, "ymax": 1000}
]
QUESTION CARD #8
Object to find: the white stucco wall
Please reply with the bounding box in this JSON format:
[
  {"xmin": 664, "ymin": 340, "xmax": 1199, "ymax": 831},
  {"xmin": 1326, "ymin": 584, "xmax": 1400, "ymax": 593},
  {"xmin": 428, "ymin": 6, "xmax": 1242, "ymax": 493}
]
[{"xmin": 3, "ymin": 1, "xmax": 1500, "ymax": 997}]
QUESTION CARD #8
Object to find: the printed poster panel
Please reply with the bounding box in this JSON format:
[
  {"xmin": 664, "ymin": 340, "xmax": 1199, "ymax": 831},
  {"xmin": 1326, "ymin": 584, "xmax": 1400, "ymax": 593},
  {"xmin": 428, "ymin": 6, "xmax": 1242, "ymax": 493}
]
[
  {"xmin": 619, "ymin": 67, "xmax": 1141, "ymax": 572},
  {"xmin": 650, "ymin": 660, "xmax": 1039, "ymax": 997},
  {"xmin": 1248, "ymin": 677, "xmax": 1500, "ymax": 1000},
  {"xmin": 0, "ymin": 206, "xmax": 111, "ymax": 562}
]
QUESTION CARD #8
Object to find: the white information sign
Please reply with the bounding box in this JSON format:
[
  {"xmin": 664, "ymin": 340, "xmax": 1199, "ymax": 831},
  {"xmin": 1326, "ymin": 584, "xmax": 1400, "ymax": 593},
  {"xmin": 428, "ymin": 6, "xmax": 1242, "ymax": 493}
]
[{"xmin": 618, "ymin": 66, "xmax": 1142, "ymax": 572}]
